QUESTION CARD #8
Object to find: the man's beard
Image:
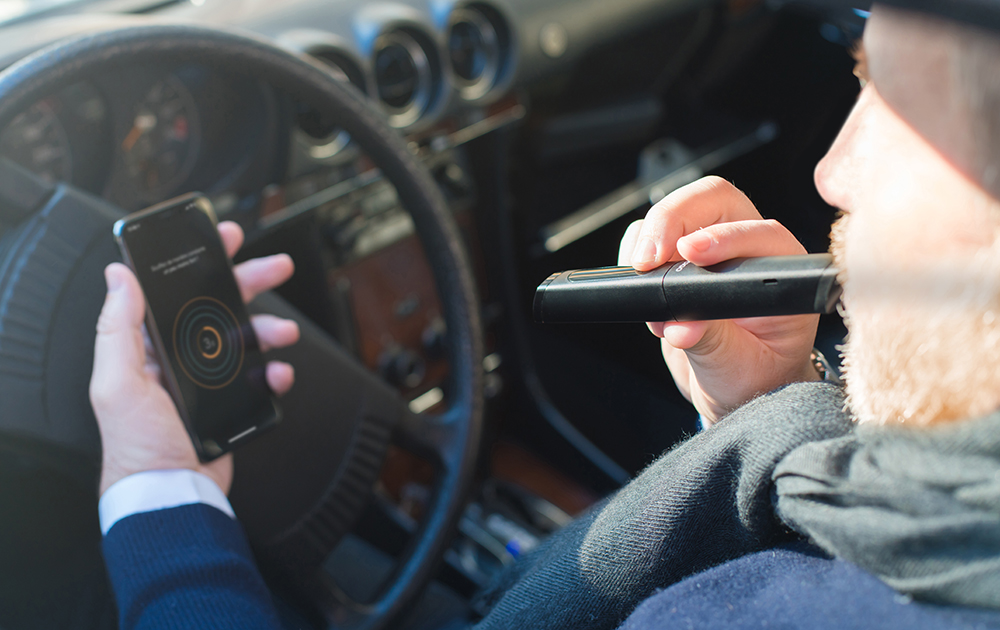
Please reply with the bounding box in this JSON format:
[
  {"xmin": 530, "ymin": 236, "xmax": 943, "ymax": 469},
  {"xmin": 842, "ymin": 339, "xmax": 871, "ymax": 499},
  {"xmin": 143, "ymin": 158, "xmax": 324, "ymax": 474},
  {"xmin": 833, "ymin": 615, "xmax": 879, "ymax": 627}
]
[{"xmin": 831, "ymin": 213, "xmax": 1000, "ymax": 426}]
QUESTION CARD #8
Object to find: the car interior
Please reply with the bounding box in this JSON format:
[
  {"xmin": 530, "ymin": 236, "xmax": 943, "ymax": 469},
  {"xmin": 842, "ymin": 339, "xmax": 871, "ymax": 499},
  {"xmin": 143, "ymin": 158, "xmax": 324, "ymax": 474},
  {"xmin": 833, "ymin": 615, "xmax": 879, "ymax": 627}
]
[{"xmin": 0, "ymin": 0, "xmax": 864, "ymax": 627}]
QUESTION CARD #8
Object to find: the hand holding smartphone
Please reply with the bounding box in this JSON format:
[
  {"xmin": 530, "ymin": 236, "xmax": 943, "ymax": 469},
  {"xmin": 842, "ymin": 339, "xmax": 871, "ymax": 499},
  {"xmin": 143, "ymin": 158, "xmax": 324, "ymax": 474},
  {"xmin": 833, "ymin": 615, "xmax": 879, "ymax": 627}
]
[{"xmin": 113, "ymin": 194, "xmax": 281, "ymax": 461}]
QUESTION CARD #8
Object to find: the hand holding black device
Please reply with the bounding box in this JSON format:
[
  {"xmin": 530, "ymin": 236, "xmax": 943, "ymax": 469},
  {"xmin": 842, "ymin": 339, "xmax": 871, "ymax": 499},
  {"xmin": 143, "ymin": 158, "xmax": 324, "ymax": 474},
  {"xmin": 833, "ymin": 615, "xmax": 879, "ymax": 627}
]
[
  {"xmin": 114, "ymin": 194, "xmax": 280, "ymax": 461},
  {"xmin": 534, "ymin": 254, "xmax": 842, "ymax": 324}
]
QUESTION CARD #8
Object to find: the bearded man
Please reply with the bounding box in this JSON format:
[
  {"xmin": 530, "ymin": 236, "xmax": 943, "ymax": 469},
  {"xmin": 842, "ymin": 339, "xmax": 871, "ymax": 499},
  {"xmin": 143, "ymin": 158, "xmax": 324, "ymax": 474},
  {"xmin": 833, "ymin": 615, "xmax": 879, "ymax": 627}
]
[{"xmin": 472, "ymin": 2, "xmax": 1000, "ymax": 628}]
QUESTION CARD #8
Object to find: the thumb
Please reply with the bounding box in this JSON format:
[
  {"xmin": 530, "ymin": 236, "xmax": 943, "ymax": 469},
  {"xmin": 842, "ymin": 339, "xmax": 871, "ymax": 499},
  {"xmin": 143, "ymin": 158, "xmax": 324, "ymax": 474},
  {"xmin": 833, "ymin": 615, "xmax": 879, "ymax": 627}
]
[
  {"xmin": 91, "ymin": 263, "xmax": 147, "ymax": 397},
  {"xmin": 661, "ymin": 320, "xmax": 718, "ymax": 353}
]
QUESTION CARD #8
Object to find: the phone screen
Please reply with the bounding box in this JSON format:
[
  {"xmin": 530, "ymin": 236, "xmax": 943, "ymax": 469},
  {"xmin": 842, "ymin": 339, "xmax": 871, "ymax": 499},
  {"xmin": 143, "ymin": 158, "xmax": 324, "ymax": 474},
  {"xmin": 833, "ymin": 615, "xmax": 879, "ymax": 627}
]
[{"xmin": 115, "ymin": 196, "xmax": 278, "ymax": 459}]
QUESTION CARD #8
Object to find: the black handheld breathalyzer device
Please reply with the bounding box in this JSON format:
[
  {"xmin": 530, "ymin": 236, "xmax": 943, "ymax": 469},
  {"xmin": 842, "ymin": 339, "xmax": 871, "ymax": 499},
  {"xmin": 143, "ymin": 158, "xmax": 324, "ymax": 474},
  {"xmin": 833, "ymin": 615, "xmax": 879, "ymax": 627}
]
[{"xmin": 533, "ymin": 254, "xmax": 841, "ymax": 324}]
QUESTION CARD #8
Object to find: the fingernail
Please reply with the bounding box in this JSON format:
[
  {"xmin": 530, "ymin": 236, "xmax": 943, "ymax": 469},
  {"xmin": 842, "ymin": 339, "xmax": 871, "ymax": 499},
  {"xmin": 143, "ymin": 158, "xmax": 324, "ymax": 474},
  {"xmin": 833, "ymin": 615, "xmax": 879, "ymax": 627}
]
[
  {"xmin": 632, "ymin": 238, "xmax": 658, "ymax": 266},
  {"xmin": 683, "ymin": 231, "xmax": 713, "ymax": 253},
  {"xmin": 105, "ymin": 266, "xmax": 123, "ymax": 293}
]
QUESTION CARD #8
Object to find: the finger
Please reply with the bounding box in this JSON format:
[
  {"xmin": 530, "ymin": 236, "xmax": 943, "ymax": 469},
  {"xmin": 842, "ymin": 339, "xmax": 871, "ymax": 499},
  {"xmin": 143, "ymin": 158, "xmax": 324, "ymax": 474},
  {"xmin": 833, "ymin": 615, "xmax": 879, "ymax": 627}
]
[
  {"xmin": 661, "ymin": 320, "xmax": 714, "ymax": 351},
  {"xmin": 618, "ymin": 220, "xmax": 644, "ymax": 266},
  {"xmin": 141, "ymin": 324, "xmax": 165, "ymax": 381},
  {"xmin": 91, "ymin": 264, "xmax": 148, "ymax": 404},
  {"xmin": 676, "ymin": 219, "xmax": 807, "ymax": 267},
  {"xmin": 644, "ymin": 219, "xmax": 805, "ymax": 339},
  {"xmin": 266, "ymin": 361, "xmax": 295, "ymax": 397},
  {"xmin": 218, "ymin": 221, "xmax": 244, "ymax": 260},
  {"xmin": 631, "ymin": 176, "xmax": 762, "ymax": 271},
  {"xmin": 632, "ymin": 220, "xmax": 666, "ymax": 338},
  {"xmin": 233, "ymin": 254, "xmax": 295, "ymax": 304},
  {"xmin": 142, "ymin": 324, "xmax": 156, "ymax": 359},
  {"xmin": 251, "ymin": 314, "xmax": 300, "ymax": 352},
  {"xmin": 661, "ymin": 338, "xmax": 694, "ymax": 402}
]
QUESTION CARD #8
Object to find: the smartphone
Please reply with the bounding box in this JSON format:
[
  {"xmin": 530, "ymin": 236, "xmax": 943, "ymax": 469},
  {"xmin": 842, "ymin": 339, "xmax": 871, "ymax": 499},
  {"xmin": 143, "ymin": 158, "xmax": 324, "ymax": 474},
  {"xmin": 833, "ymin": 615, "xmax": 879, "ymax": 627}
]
[{"xmin": 113, "ymin": 193, "xmax": 280, "ymax": 461}]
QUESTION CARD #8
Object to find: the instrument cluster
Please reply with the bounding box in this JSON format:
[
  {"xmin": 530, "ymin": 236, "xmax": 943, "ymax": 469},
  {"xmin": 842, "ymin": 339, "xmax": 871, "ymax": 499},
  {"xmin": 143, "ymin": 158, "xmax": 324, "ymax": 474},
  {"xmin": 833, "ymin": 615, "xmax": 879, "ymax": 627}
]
[
  {"xmin": 0, "ymin": 82, "xmax": 111, "ymax": 194},
  {"xmin": 0, "ymin": 64, "xmax": 282, "ymax": 211}
]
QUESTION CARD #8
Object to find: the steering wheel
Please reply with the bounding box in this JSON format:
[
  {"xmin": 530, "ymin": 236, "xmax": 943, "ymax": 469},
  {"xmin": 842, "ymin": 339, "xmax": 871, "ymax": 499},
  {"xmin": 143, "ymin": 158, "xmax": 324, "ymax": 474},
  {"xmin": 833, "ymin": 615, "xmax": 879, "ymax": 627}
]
[{"xmin": 0, "ymin": 23, "xmax": 483, "ymax": 630}]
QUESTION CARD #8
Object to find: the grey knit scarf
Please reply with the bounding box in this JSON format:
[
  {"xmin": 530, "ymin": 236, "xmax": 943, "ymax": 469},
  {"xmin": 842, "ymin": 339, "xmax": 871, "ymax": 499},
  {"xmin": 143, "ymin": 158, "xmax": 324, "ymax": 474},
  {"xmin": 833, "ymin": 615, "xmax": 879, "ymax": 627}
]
[{"xmin": 775, "ymin": 410, "xmax": 1000, "ymax": 610}]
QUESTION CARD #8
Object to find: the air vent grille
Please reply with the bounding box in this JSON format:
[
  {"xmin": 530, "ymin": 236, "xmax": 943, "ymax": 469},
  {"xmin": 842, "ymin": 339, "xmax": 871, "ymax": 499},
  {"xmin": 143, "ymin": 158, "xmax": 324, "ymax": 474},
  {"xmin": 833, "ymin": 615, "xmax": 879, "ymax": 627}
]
[
  {"xmin": 373, "ymin": 30, "xmax": 438, "ymax": 128},
  {"xmin": 447, "ymin": 3, "xmax": 513, "ymax": 101}
]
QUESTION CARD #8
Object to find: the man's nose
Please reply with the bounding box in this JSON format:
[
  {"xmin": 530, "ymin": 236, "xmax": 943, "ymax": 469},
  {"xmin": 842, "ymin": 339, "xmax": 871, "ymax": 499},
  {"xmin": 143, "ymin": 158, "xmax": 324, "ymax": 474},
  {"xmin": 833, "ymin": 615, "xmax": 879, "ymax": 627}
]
[
  {"xmin": 814, "ymin": 150, "xmax": 843, "ymax": 210},
  {"xmin": 814, "ymin": 87, "xmax": 875, "ymax": 211}
]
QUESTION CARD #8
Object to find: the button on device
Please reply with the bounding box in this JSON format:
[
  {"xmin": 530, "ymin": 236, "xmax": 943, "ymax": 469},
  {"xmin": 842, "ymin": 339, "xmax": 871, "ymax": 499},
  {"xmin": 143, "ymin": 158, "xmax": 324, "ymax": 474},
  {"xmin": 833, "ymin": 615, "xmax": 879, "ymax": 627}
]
[
  {"xmin": 173, "ymin": 297, "xmax": 245, "ymax": 389},
  {"xmin": 567, "ymin": 267, "xmax": 642, "ymax": 282}
]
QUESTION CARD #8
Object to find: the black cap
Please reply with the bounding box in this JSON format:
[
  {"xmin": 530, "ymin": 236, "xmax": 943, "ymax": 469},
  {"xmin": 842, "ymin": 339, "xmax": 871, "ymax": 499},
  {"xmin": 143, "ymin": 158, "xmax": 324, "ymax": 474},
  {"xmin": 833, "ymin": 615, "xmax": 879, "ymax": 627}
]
[
  {"xmin": 785, "ymin": 0, "xmax": 1000, "ymax": 31},
  {"xmin": 784, "ymin": 0, "xmax": 1000, "ymax": 202},
  {"xmin": 879, "ymin": 0, "xmax": 1000, "ymax": 31}
]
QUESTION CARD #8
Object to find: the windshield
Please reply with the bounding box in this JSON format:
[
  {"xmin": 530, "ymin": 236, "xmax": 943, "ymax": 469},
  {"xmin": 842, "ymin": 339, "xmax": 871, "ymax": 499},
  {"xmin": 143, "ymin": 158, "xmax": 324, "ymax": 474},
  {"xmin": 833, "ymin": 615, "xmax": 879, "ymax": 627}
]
[{"xmin": 0, "ymin": 0, "xmax": 93, "ymax": 25}]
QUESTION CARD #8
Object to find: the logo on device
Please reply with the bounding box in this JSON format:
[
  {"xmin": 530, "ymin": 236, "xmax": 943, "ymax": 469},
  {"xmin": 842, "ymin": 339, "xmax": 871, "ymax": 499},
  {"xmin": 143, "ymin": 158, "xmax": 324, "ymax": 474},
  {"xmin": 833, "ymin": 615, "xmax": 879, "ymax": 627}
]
[{"xmin": 172, "ymin": 296, "xmax": 245, "ymax": 389}]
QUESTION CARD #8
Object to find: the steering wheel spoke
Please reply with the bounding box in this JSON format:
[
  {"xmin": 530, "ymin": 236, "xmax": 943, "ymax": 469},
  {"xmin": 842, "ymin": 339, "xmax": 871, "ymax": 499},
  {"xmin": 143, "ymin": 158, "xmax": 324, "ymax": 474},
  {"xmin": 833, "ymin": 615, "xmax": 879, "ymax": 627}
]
[
  {"xmin": 0, "ymin": 157, "xmax": 56, "ymax": 228},
  {"xmin": 396, "ymin": 405, "xmax": 467, "ymax": 473}
]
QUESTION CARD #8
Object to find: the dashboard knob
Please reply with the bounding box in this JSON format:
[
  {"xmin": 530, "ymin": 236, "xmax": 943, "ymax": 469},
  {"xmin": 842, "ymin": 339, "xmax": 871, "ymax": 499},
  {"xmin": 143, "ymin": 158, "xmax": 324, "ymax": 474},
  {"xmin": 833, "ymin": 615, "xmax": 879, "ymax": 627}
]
[
  {"xmin": 422, "ymin": 317, "xmax": 447, "ymax": 361},
  {"xmin": 433, "ymin": 163, "xmax": 472, "ymax": 199},
  {"xmin": 379, "ymin": 347, "xmax": 426, "ymax": 390}
]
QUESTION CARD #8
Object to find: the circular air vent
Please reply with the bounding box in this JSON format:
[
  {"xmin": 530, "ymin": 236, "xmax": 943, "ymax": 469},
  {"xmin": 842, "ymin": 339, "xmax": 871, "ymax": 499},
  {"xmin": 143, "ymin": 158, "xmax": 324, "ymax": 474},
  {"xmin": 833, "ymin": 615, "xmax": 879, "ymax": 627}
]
[
  {"xmin": 298, "ymin": 49, "xmax": 367, "ymax": 161},
  {"xmin": 373, "ymin": 30, "xmax": 437, "ymax": 128},
  {"xmin": 448, "ymin": 7, "xmax": 500, "ymax": 100},
  {"xmin": 311, "ymin": 49, "xmax": 368, "ymax": 92},
  {"xmin": 448, "ymin": 4, "xmax": 512, "ymax": 101}
]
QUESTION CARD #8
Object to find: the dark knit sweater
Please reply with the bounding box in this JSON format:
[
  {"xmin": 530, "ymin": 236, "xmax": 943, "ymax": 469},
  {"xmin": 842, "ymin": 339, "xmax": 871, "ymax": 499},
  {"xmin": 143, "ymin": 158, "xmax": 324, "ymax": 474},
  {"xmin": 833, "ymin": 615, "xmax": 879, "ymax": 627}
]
[{"xmin": 473, "ymin": 382, "xmax": 853, "ymax": 630}]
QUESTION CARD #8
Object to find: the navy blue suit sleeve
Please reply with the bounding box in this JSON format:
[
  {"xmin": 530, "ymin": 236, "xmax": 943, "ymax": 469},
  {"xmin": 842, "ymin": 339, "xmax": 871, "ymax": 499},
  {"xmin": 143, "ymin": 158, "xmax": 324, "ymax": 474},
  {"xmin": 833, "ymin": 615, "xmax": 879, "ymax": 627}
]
[{"xmin": 101, "ymin": 503, "xmax": 282, "ymax": 630}]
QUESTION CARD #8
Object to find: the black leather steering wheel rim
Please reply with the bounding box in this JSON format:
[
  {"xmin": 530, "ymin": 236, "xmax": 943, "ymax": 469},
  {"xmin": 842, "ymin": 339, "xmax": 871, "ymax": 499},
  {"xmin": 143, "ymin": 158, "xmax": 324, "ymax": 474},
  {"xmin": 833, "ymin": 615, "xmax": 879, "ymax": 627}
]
[{"xmin": 0, "ymin": 23, "xmax": 483, "ymax": 630}]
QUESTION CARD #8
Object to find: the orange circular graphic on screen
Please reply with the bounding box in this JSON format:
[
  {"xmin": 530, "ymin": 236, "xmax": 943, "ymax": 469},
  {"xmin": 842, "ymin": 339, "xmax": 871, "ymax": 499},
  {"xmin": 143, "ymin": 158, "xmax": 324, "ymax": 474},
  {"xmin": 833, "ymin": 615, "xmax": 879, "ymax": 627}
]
[
  {"xmin": 198, "ymin": 326, "xmax": 222, "ymax": 359},
  {"xmin": 172, "ymin": 296, "xmax": 244, "ymax": 389}
]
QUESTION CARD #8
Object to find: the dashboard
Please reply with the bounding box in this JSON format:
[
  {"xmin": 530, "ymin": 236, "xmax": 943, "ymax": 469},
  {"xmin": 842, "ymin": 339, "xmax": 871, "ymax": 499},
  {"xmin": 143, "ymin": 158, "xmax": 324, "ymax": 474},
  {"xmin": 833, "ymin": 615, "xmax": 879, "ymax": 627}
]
[
  {"xmin": 0, "ymin": 0, "xmax": 708, "ymax": 214},
  {"xmin": 0, "ymin": 0, "xmax": 703, "ymax": 198},
  {"xmin": 0, "ymin": 0, "xmax": 536, "ymax": 215},
  {"xmin": 0, "ymin": 0, "xmax": 710, "ymax": 400}
]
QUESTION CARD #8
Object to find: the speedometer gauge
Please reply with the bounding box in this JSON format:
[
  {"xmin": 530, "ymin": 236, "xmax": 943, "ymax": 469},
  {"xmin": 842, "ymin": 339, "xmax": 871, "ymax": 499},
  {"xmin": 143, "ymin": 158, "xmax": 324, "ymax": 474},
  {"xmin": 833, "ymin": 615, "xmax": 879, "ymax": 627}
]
[
  {"xmin": 121, "ymin": 76, "xmax": 201, "ymax": 199},
  {"xmin": 0, "ymin": 100, "xmax": 73, "ymax": 183}
]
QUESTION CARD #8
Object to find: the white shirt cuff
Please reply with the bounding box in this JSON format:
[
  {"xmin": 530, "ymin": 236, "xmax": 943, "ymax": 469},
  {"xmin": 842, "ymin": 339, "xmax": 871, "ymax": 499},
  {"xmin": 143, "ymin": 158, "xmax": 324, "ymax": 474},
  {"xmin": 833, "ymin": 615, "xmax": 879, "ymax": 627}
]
[{"xmin": 98, "ymin": 469, "xmax": 236, "ymax": 535}]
